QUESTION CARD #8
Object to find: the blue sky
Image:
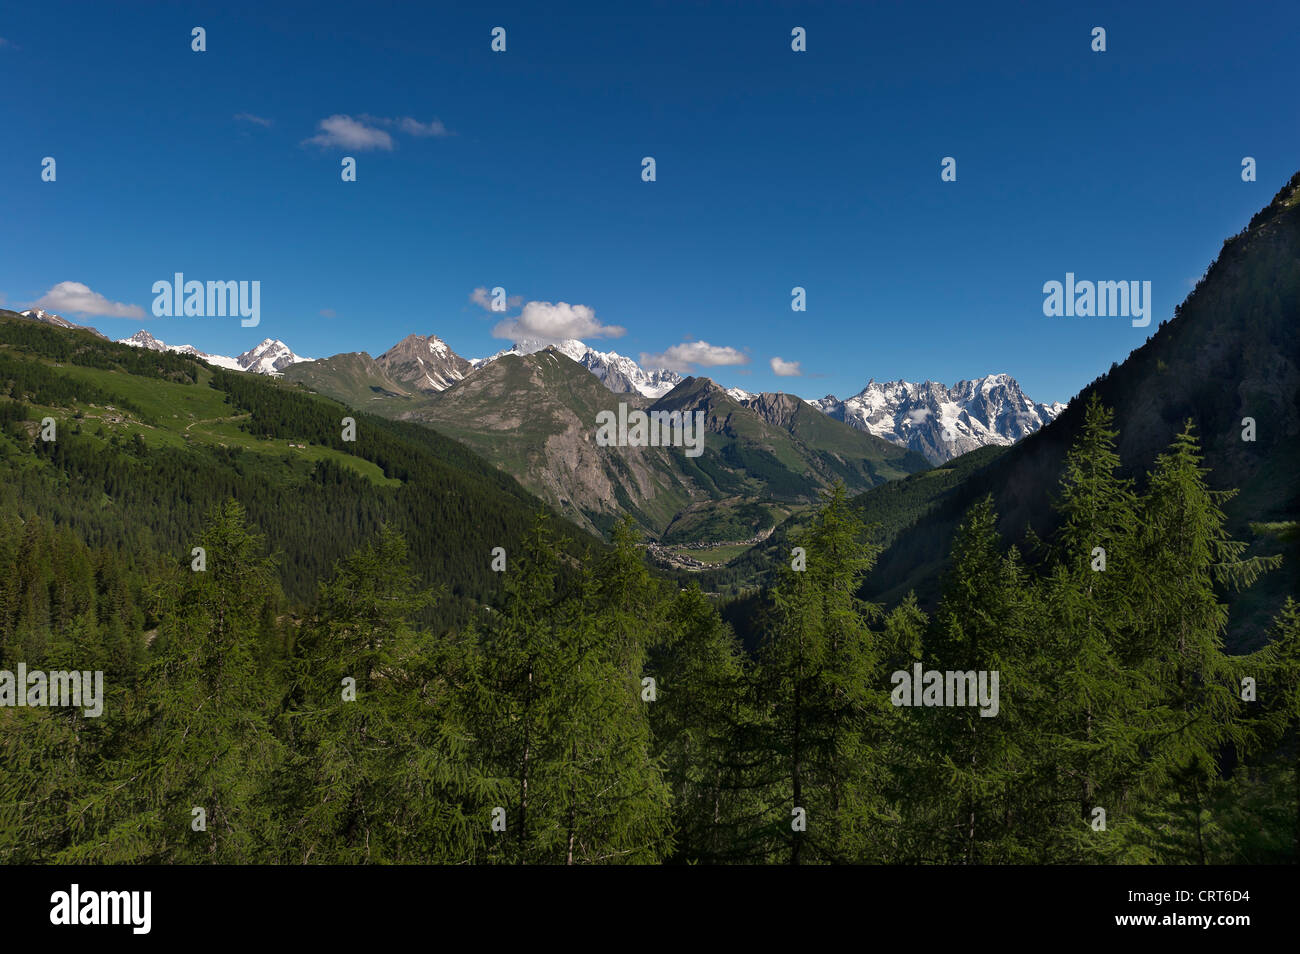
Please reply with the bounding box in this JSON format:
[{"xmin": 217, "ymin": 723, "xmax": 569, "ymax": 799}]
[{"xmin": 2, "ymin": 0, "xmax": 1296, "ymax": 404}]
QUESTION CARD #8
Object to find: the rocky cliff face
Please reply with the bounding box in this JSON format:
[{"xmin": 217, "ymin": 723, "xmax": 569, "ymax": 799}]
[{"xmin": 375, "ymin": 333, "xmax": 472, "ymax": 392}]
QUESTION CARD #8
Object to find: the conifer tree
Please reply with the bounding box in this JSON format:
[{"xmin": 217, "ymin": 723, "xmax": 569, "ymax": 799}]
[
  {"xmin": 551, "ymin": 561, "xmax": 671, "ymax": 863},
  {"xmin": 286, "ymin": 525, "xmax": 491, "ymax": 863},
  {"xmin": 877, "ymin": 594, "xmax": 931, "ymax": 862},
  {"xmin": 478, "ymin": 513, "xmax": 670, "ymax": 863},
  {"xmin": 1035, "ymin": 396, "xmax": 1147, "ymax": 859},
  {"xmin": 64, "ymin": 499, "xmax": 283, "ymax": 863},
  {"xmin": 758, "ymin": 483, "xmax": 893, "ymax": 863},
  {"xmin": 1121, "ymin": 423, "xmax": 1281, "ymax": 860},
  {"xmin": 1263, "ymin": 598, "xmax": 1300, "ymax": 860},
  {"xmin": 647, "ymin": 583, "xmax": 753, "ymax": 863},
  {"xmin": 923, "ymin": 496, "xmax": 1037, "ymax": 863},
  {"xmin": 476, "ymin": 513, "xmax": 565, "ymax": 863}
]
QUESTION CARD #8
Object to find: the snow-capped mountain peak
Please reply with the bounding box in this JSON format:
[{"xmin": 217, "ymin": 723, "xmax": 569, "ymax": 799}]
[
  {"xmin": 19, "ymin": 309, "xmax": 108, "ymax": 339},
  {"xmin": 116, "ymin": 331, "xmax": 310, "ymax": 374},
  {"xmin": 809, "ymin": 373, "xmax": 1062, "ymax": 464},
  {"xmin": 120, "ymin": 329, "xmax": 168, "ymax": 352},
  {"xmin": 236, "ymin": 338, "xmax": 309, "ymax": 374},
  {"xmin": 470, "ymin": 338, "xmax": 684, "ymax": 398},
  {"xmin": 21, "ymin": 308, "xmax": 77, "ymax": 329},
  {"xmin": 375, "ymin": 333, "xmax": 472, "ymax": 392}
]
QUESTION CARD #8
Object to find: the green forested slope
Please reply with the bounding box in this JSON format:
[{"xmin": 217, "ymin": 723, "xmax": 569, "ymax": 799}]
[{"xmin": 0, "ymin": 312, "xmax": 596, "ymax": 626}]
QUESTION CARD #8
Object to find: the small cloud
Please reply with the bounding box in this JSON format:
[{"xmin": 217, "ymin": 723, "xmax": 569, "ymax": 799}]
[
  {"xmin": 234, "ymin": 112, "xmax": 273, "ymax": 128},
  {"xmin": 360, "ymin": 114, "xmax": 454, "ymax": 137},
  {"xmin": 304, "ymin": 114, "xmax": 455, "ymax": 150},
  {"xmin": 642, "ymin": 341, "xmax": 749, "ymax": 373},
  {"xmin": 470, "ymin": 286, "xmax": 523, "ymax": 311},
  {"xmin": 397, "ymin": 117, "xmax": 452, "ymax": 138},
  {"xmin": 770, "ymin": 356, "xmax": 802, "ymax": 377},
  {"xmin": 303, "ymin": 115, "xmax": 394, "ymax": 151},
  {"xmin": 319, "ymin": 308, "xmax": 337, "ymax": 318},
  {"xmin": 492, "ymin": 300, "xmax": 624, "ymax": 342},
  {"xmin": 905, "ymin": 407, "xmax": 932, "ymax": 423},
  {"xmin": 31, "ymin": 281, "xmax": 145, "ymax": 319}
]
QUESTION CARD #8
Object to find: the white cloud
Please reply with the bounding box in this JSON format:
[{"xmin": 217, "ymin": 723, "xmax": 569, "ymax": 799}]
[
  {"xmin": 905, "ymin": 407, "xmax": 932, "ymax": 423},
  {"xmin": 361, "ymin": 114, "xmax": 454, "ymax": 136},
  {"xmin": 31, "ymin": 282, "xmax": 146, "ymax": 319},
  {"xmin": 470, "ymin": 286, "xmax": 523, "ymax": 311},
  {"xmin": 641, "ymin": 341, "xmax": 749, "ymax": 373},
  {"xmin": 492, "ymin": 300, "xmax": 625, "ymax": 342},
  {"xmin": 303, "ymin": 115, "xmax": 394, "ymax": 151},
  {"xmin": 234, "ymin": 112, "xmax": 273, "ymax": 127},
  {"xmin": 304, "ymin": 114, "xmax": 454, "ymax": 150},
  {"xmin": 770, "ymin": 356, "xmax": 802, "ymax": 377},
  {"xmin": 397, "ymin": 117, "xmax": 451, "ymax": 138}
]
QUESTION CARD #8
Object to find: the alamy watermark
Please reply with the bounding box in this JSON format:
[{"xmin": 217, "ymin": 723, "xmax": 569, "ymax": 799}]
[
  {"xmin": 151, "ymin": 273, "xmax": 260, "ymax": 327},
  {"xmin": 50, "ymin": 884, "xmax": 150, "ymax": 934},
  {"xmin": 595, "ymin": 403, "xmax": 705, "ymax": 458},
  {"xmin": 0, "ymin": 665, "xmax": 104, "ymax": 717},
  {"xmin": 890, "ymin": 664, "xmax": 999, "ymax": 717},
  {"xmin": 1042, "ymin": 273, "xmax": 1151, "ymax": 328}
]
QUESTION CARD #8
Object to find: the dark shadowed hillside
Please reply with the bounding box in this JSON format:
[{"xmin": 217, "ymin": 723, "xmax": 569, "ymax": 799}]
[{"xmin": 861, "ymin": 172, "xmax": 1300, "ymax": 648}]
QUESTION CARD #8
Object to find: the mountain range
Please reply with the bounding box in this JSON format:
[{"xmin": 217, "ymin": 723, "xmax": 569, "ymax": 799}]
[
  {"xmin": 808, "ymin": 376, "xmax": 1065, "ymax": 464},
  {"xmin": 15, "ymin": 309, "xmax": 1062, "ymax": 467},
  {"xmin": 113, "ymin": 320, "xmax": 1060, "ymax": 464},
  {"xmin": 116, "ymin": 329, "xmax": 311, "ymax": 374},
  {"xmin": 288, "ymin": 346, "xmax": 930, "ymax": 539},
  {"xmin": 2, "ymin": 302, "xmax": 934, "ymax": 547}
]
